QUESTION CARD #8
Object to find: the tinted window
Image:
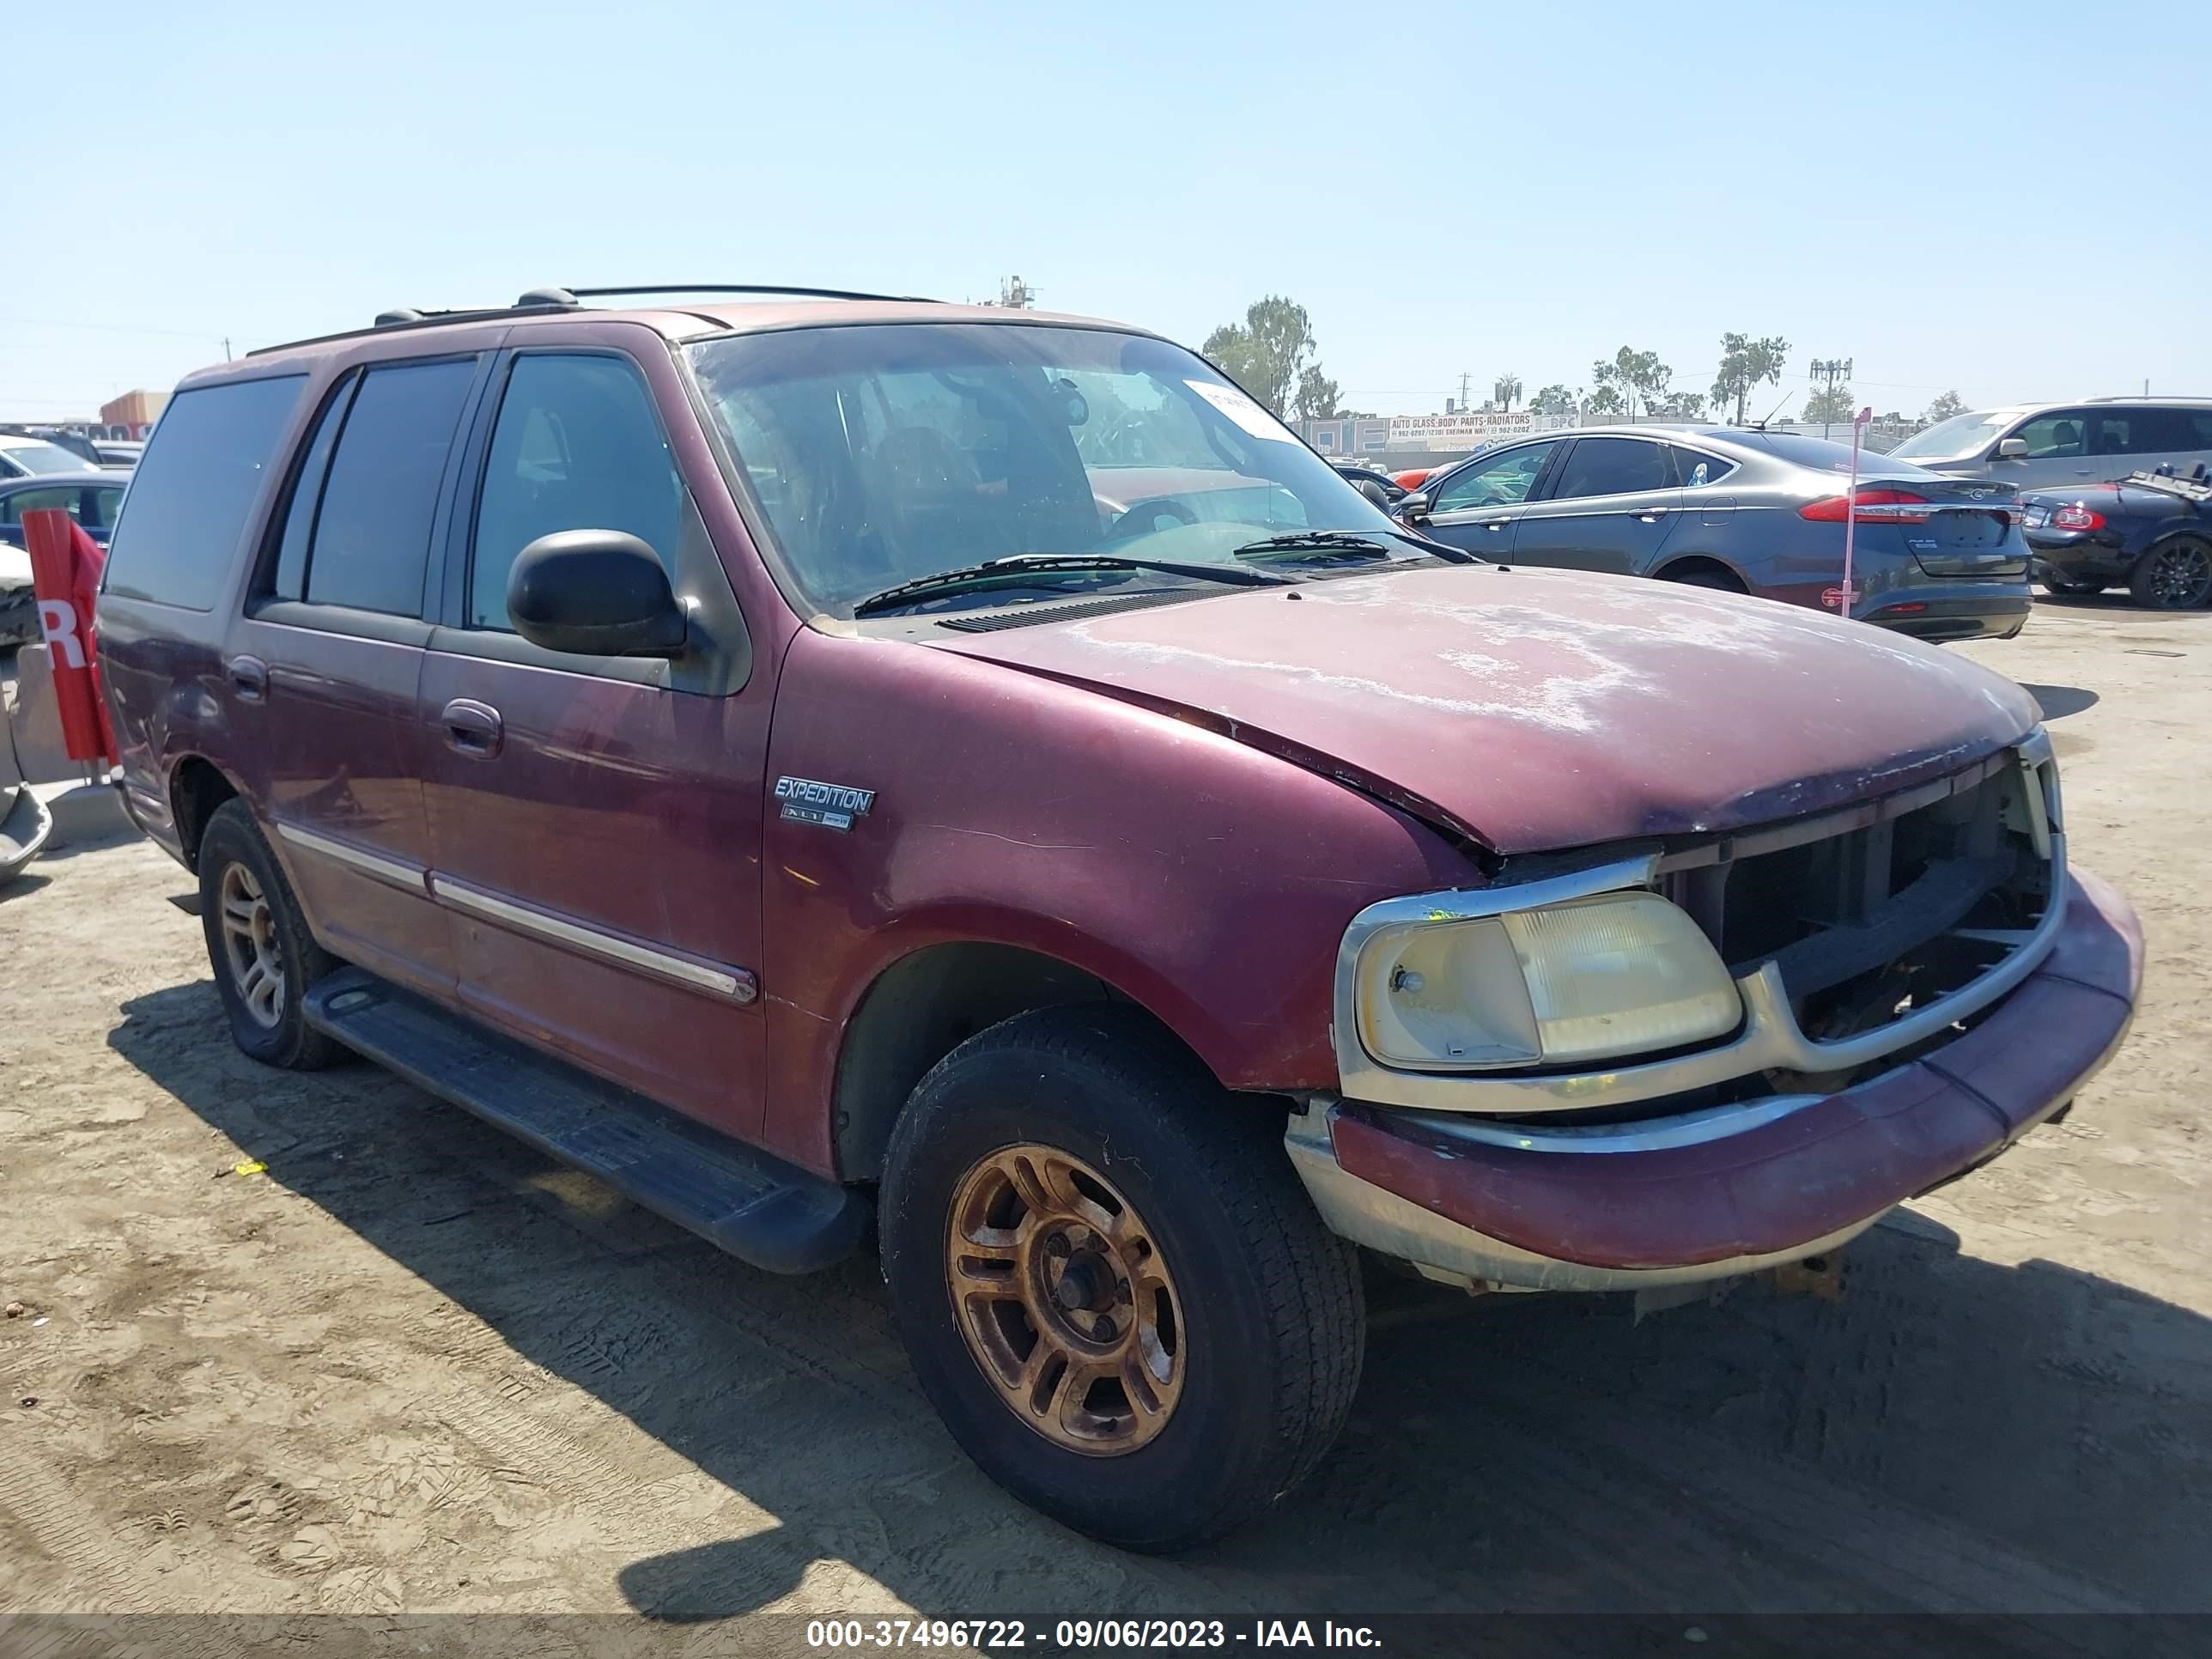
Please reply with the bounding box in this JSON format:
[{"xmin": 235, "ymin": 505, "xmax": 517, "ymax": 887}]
[
  {"xmin": 1432, "ymin": 441, "xmax": 1559, "ymax": 510},
  {"xmin": 2088, "ymin": 407, "xmax": 2212, "ymax": 456},
  {"xmin": 306, "ymin": 359, "xmax": 475, "ymax": 617},
  {"xmin": 2014, "ymin": 412, "xmax": 2089, "ymax": 459},
  {"xmin": 100, "ymin": 375, "xmax": 306, "ymax": 610},
  {"xmin": 92, "ymin": 487, "xmax": 126, "ymax": 526},
  {"xmin": 470, "ymin": 355, "xmax": 684, "ymax": 629},
  {"xmin": 268, "ymin": 375, "xmax": 358, "ymax": 602},
  {"xmin": 0, "ymin": 486, "xmax": 77, "ymax": 525},
  {"xmin": 1550, "ymin": 436, "xmax": 1674, "ymax": 500}
]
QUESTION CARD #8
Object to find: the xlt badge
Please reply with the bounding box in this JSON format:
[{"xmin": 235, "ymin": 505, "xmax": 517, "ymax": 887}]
[{"xmin": 775, "ymin": 775, "xmax": 876, "ymax": 832}]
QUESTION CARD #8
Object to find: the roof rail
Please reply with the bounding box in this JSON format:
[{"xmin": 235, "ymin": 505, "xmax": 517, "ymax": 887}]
[
  {"xmin": 556, "ymin": 283, "xmax": 942, "ymax": 305},
  {"xmin": 246, "ymin": 283, "xmax": 944, "ymax": 360}
]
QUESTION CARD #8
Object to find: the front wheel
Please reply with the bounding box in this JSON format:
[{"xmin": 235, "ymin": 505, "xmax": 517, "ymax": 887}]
[
  {"xmin": 879, "ymin": 1006, "xmax": 1363, "ymax": 1553},
  {"xmin": 2130, "ymin": 537, "xmax": 2212, "ymax": 610}
]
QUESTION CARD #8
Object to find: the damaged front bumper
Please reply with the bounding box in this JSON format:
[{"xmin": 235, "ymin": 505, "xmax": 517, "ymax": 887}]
[{"xmin": 1288, "ymin": 865, "xmax": 2142, "ymax": 1292}]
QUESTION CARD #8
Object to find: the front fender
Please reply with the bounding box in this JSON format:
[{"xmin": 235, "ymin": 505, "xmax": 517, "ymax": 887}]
[{"xmin": 755, "ymin": 628, "xmax": 1480, "ymax": 1173}]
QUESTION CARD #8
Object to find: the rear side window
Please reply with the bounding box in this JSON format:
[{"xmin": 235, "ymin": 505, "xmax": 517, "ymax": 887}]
[
  {"xmin": 2089, "ymin": 407, "xmax": 2212, "ymax": 456},
  {"xmin": 469, "ymin": 354, "xmax": 684, "ymax": 629},
  {"xmin": 1669, "ymin": 447, "xmax": 1737, "ymax": 486},
  {"xmin": 100, "ymin": 375, "xmax": 305, "ymax": 610},
  {"xmin": 1549, "ymin": 436, "xmax": 1675, "ymax": 501},
  {"xmin": 303, "ymin": 359, "xmax": 476, "ymax": 617}
]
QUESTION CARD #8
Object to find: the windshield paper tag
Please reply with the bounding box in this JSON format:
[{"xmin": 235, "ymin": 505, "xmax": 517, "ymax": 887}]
[{"xmin": 1185, "ymin": 380, "xmax": 1292, "ymax": 442}]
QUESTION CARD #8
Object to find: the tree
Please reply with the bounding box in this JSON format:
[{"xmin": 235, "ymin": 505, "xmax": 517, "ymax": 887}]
[
  {"xmin": 1924, "ymin": 389, "xmax": 1966, "ymax": 422},
  {"xmin": 1293, "ymin": 367, "xmax": 1342, "ymax": 423},
  {"xmin": 1529, "ymin": 383, "xmax": 1579, "ymax": 417},
  {"xmin": 1711, "ymin": 332, "xmax": 1790, "ymax": 425},
  {"xmin": 1584, "ymin": 386, "xmax": 1625, "ymax": 419},
  {"xmin": 1201, "ymin": 295, "xmax": 1322, "ymax": 418},
  {"xmin": 1802, "ymin": 383, "xmax": 1856, "ymax": 426},
  {"xmin": 1591, "ymin": 346, "xmax": 1671, "ymax": 422},
  {"xmin": 1652, "ymin": 390, "xmax": 1708, "ymax": 421},
  {"xmin": 1492, "ymin": 372, "xmax": 1522, "ymax": 411}
]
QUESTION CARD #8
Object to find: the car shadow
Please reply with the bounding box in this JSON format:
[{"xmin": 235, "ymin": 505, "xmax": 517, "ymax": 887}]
[
  {"xmin": 109, "ymin": 981, "xmax": 2212, "ymax": 1630},
  {"xmin": 2019, "ymin": 683, "xmax": 2100, "ymax": 720},
  {"xmin": 2036, "ymin": 592, "xmax": 2212, "ymax": 621}
]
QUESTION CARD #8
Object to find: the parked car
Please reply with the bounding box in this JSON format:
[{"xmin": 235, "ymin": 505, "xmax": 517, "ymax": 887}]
[
  {"xmin": 0, "ymin": 471, "xmax": 130, "ymax": 645},
  {"xmin": 2024, "ymin": 465, "xmax": 2212, "ymax": 609},
  {"xmin": 1398, "ymin": 424, "xmax": 2032, "ymax": 641},
  {"xmin": 0, "ymin": 432, "xmax": 95, "ymax": 480},
  {"xmin": 94, "ymin": 440, "xmax": 145, "ymax": 468},
  {"xmin": 1890, "ymin": 398, "xmax": 2212, "ymax": 492},
  {"xmin": 96, "ymin": 288, "xmax": 2140, "ymax": 1553}
]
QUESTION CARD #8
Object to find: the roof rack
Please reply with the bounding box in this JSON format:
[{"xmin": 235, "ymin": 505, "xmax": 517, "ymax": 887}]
[{"xmin": 246, "ymin": 283, "xmax": 945, "ymax": 359}]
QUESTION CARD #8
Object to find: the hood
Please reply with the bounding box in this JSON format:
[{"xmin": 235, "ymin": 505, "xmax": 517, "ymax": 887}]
[{"xmin": 927, "ymin": 565, "xmax": 2041, "ymax": 855}]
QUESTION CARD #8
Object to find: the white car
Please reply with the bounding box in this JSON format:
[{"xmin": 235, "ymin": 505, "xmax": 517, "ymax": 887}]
[
  {"xmin": 0, "ymin": 432, "xmax": 94, "ymax": 480},
  {"xmin": 1891, "ymin": 398, "xmax": 2212, "ymax": 491}
]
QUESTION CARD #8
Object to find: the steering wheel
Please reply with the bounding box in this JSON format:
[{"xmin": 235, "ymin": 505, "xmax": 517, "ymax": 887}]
[{"xmin": 1108, "ymin": 497, "xmax": 1200, "ymax": 540}]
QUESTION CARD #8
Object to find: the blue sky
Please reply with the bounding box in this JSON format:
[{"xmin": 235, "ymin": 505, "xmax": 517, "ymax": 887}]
[{"xmin": 7, "ymin": 0, "xmax": 2204, "ymax": 423}]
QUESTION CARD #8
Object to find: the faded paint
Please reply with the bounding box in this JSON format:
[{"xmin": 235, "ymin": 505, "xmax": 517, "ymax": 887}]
[{"xmin": 930, "ymin": 564, "xmax": 2042, "ymax": 854}]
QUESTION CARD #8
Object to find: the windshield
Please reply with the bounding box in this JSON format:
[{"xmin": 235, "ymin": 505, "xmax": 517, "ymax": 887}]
[
  {"xmin": 1890, "ymin": 410, "xmax": 2014, "ymax": 463},
  {"xmin": 686, "ymin": 323, "xmax": 1401, "ymax": 616},
  {"xmin": 0, "ymin": 439, "xmax": 90, "ymax": 477}
]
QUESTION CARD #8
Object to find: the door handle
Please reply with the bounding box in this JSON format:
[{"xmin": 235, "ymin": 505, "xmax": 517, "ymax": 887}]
[
  {"xmin": 441, "ymin": 698, "xmax": 503, "ymax": 758},
  {"xmin": 1484, "ymin": 521, "xmax": 1510, "ymax": 532},
  {"xmin": 227, "ymin": 655, "xmax": 269, "ymax": 703},
  {"xmin": 1637, "ymin": 507, "xmax": 1671, "ymax": 522}
]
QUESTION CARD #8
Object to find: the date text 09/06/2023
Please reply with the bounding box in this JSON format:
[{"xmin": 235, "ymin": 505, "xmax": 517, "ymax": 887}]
[{"xmin": 805, "ymin": 1619, "xmax": 1383, "ymax": 1650}]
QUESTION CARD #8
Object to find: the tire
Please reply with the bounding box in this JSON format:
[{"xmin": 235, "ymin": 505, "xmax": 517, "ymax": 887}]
[
  {"xmin": 879, "ymin": 1006, "xmax": 1363, "ymax": 1553},
  {"xmin": 2039, "ymin": 574, "xmax": 2105, "ymax": 597},
  {"xmin": 1660, "ymin": 565, "xmax": 1745, "ymax": 593},
  {"xmin": 0, "ymin": 587, "xmax": 37, "ymax": 649},
  {"xmin": 197, "ymin": 798, "xmax": 341, "ymax": 1069},
  {"xmin": 2129, "ymin": 536, "xmax": 2212, "ymax": 611}
]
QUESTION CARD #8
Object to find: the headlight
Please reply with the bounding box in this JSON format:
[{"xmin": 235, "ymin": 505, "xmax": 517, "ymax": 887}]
[{"xmin": 1354, "ymin": 890, "xmax": 1741, "ymax": 1071}]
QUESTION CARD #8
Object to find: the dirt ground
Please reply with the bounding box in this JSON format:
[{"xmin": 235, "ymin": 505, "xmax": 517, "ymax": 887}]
[{"xmin": 3, "ymin": 594, "xmax": 2208, "ymax": 1644}]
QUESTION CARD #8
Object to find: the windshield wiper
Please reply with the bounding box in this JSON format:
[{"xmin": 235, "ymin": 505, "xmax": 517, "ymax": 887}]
[
  {"xmin": 1235, "ymin": 529, "xmax": 1477, "ymax": 565},
  {"xmin": 852, "ymin": 553, "xmax": 1291, "ymax": 617}
]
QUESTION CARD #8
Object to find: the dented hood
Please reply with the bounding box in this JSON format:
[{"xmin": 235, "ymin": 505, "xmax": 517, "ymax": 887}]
[{"xmin": 927, "ymin": 565, "xmax": 2042, "ymax": 854}]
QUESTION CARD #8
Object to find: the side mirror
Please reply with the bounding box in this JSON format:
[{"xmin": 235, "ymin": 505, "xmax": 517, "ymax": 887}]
[
  {"xmin": 1397, "ymin": 490, "xmax": 1432, "ymax": 522},
  {"xmin": 507, "ymin": 530, "xmax": 687, "ymax": 658},
  {"xmin": 1996, "ymin": 437, "xmax": 2029, "ymax": 460}
]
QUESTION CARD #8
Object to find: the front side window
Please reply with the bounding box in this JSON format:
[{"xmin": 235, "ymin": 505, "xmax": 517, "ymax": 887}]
[
  {"xmin": 2013, "ymin": 411, "xmax": 2090, "ymax": 459},
  {"xmin": 1549, "ymin": 437, "xmax": 1675, "ymax": 501},
  {"xmin": 303, "ymin": 359, "xmax": 476, "ymax": 617},
  {"xmin": 1432, "ymin": 441, "xmax": 1559, "ymax": 511},
  {"xmin": 470, "ymin": 355, "xmax": 685, "ymax": 630},
  {"xmin": 100, "ymin": 374, "xmax": 306, "ymax": 611},
  {"xmin": 688, "ymin": 323, "xmax": 1393, "ymax": 617},
  {"xmin": 91, "ymin": 487, "xmax": 126, "ymax": 526}
]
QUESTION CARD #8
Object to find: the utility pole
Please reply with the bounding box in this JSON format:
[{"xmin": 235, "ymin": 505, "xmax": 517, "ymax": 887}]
[
  {"xmin": 222, "ymin": 337, "xmax": 233, "ymax": 362},
  {"xmin": 1457, "ymin": 371, "xmax": 1471, "ymax": 414},
  {"xmin": 1809, "ymin": 356, "xmax": 1852, "ymax": 441}
]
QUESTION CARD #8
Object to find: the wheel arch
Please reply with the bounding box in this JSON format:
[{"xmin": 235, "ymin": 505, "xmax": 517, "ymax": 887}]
[
  {"xmin": 1654, "ymin": 552, "xmax": 1748, "ymax": 591},
  {"xmin": 830, "ymin": 936, "xmax": 1220, "ymax": 1185},
  {"xmin": 167, "ymin": 753, "xmax": 245, "ymax": 872}
]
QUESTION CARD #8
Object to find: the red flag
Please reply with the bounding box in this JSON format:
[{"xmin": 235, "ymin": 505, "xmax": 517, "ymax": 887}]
[{"xmin": 22, "ymin": 507, "xmax": 118, "ymax": 767}]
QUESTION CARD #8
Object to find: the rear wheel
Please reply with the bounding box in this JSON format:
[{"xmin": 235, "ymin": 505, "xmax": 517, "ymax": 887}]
[
  {"xmin": 198, "ymin": 798, "xmax": 340, "ymax": 1069},
  {"xmin": 879, "ymin": 1006, "xmax": 1363, "ymax": 1553},
  {"xmin": 2130, "ymin": 537, "xmax": 2212, "ymax": 610}
]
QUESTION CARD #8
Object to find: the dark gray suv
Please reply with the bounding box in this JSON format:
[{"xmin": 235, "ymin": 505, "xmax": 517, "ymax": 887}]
[{"xmin": 1400, "ymin": 425, "xmax": 2033, "ymax": 641}]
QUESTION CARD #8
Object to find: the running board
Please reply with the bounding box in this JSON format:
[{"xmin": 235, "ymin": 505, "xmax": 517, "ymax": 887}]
[{"xmin": 302, "ymin": 968, "xmax": 868, "ymax": 1273}]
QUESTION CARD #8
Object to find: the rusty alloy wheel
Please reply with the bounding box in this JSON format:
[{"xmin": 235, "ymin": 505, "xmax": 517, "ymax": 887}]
[
  {"xmin": 945, "ymin": 1145, "xmax": 1183, "ymax": 1455},
  {"xmin": 216, "ymin": 860, "xmax": 285, "ymax": 1030}
]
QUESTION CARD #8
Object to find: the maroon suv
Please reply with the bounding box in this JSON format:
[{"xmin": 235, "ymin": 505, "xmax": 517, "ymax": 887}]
[{"xmin": 96, "ymin": 288, "xmax": 2142, "ymax": 1552}]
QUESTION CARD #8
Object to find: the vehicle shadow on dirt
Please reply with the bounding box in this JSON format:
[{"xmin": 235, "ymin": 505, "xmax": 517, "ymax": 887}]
[
  {"xmin": 2018, "ymin": 684, "xmax": 2100, "ymax": 720},
  {"xmin": 111, "ymin": 981, "xmax": 2210, "ymax": 1625}
]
